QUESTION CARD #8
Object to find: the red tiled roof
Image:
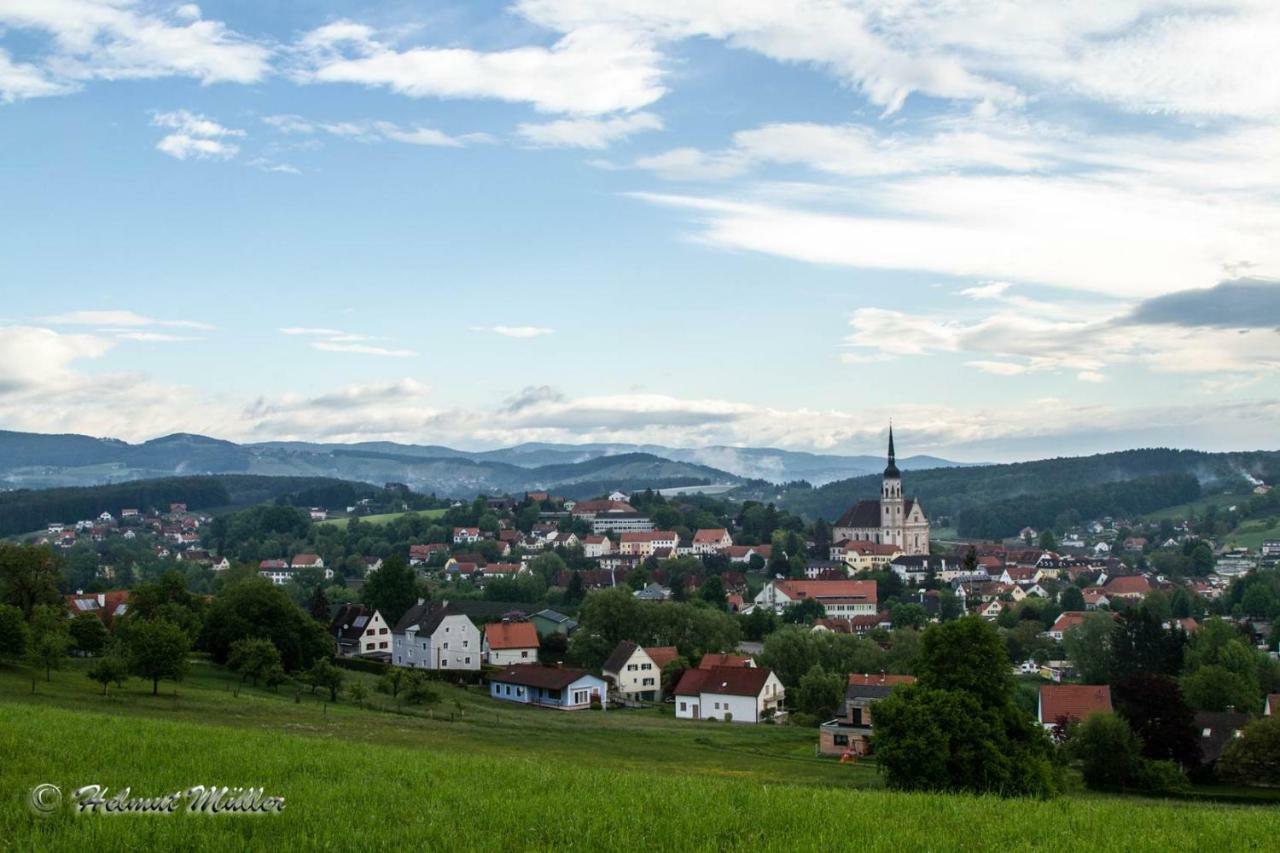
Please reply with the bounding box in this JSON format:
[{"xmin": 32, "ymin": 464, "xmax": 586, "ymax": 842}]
[
  {"xmin": 1039, "ymin": 684, "xmax": 1112, "ymax": 724},
  {"xmin": 698, "ymin": 653, "xmax": 753, "ymax": 669},
  {"xmin": 835, "ymin": 539, "xmax": 901, "ymax": 556},
  {"xmin": 774, "ymin": 579, "xmax": 877, "ymax": 604},
  {"xmin": 291, "ymin": 553, "xmax": 322, "ymax": 567},
  {"xmin": 484, "ymin": 621, "xmax": 540, "ymax": 650},
  {"xmin": 692, "ymin": 528, "xmax": 730, "ymax": 544},
  {"xmin": 645, "ymin": 646, "xmax": 680, "ymax": 669},
  {"xmin": 1104, "ymin": 575, "xmax": 1152, "ymax": 596},
  {"xmin": 687, "ymin": 666, "xmax": 775, "ymax": 698},
  {"xmin": 1050, "ymin": 611, "xmax": 1088, "ymax": 633}
]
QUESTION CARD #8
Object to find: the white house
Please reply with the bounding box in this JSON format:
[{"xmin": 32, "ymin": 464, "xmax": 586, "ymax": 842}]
[
  {"xmin": 752, "ymin": 579, "xmax": 877, "ymax": 618},
  {"xmin": 582, "ymin": 535, "xmax": 613, "ymax": 558},
  {"xmin": 257, "ymin": 559, "xmax": 293, "ymax": 586},
  {"xmin": 453, "ymin": 527, "xmax": 481, "ymax": 545},
  {"xmin": 674, "ymin": 666, "xmax": 785, "ymax": 723},
  {"xmin": 330, "ymin": 604, "xmax": 392, "ymax": 657},
  {"xmin": 483, "ymin": 621, "xmax": 541, "ymax": 666},
  {"xmin": 602, "ymin": 641, "xmax": 680, "ymax": 702},
  {"xmin": 690, "ymin": 528, "xmax": 733, "ymax": 555},
  {"xmin": 489, "ymin": 666, "xmax": 608, "ymax": 711},
  {"xmin": 392, "ymin": 600, "xmax": 481, "ymax": 671}
]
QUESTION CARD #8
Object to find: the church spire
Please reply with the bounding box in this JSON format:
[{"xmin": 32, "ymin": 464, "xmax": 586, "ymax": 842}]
[{"xmin": 884, "ymin": 424, "xmax": 901, "ymax": 479}]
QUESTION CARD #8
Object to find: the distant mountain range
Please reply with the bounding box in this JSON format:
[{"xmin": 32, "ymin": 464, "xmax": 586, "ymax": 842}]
[{"xmin": 0, "ymin": 430, "xmax": 972, "ymax": 497}]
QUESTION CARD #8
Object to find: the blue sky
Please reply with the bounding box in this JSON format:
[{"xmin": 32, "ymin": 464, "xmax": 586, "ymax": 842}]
[{"xmin": 2, "ymin": 1, "xmax": 1279, "ymax": 460}]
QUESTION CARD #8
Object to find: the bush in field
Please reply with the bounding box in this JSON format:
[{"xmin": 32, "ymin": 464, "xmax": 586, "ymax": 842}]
[
  {"xmin": 86, "ymin": 646, "xmax": 131, "ymax": 696},
  {"xmin": 402, "ymin": 671, "xmax": 439, "ymax": 706},
  {"xmin": 305, "ymin": 659, "xmax": 345, "ymax": 702},
  {"xmin": 1218, "ymin": 716, "xmax": 1280, "ymax": 786}
]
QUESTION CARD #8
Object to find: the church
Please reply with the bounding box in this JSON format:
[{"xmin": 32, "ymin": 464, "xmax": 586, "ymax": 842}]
[{"xmin": 832, "ymin": 427, "xmax": 930, "ymax": 556}]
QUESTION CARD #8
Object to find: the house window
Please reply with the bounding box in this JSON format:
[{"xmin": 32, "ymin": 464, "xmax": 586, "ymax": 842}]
[
  {"xmin": 465, "ymin": 657, "xmax": 471, "ymax": 665},
  {"xmin": 463, "ymin": 640, "xmax": 469, "ymax": 648},
  {"xmin": 679, "ymin": 702, "xmax": 686, "ymax": 712},
  {"xmin": 834, "ymin": 734, "xmax": 849, "ymax": 746},
  {"xmin": 521, "ymin": 651, "xmax": 529, "ymax": 658}
]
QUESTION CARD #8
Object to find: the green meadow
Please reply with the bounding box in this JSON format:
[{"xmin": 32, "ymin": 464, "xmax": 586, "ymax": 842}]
[
  {"xmin": 1, "ymin": 661, "xmax": 1275, "ymax": 851},
  {"xmin": 318, "ymin": 508, "xmax": 447, "ymax": 529}
]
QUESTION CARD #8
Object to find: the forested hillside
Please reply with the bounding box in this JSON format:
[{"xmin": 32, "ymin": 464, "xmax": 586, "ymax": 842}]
[{"xmin": 776, "ymin": 448, "xmax": 1280, "ymax": 537}]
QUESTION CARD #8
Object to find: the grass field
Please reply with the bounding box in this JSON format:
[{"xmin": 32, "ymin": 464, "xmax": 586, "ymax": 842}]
[
  {"xmin": 2, "ymin": 661, "xmax": 1276, "ymax": 851},
  {"xmin": 1221, "ymin": 517, "xmax": 1280, "ymax": 550},
  {"xmin": 1139, "ymin": 493, "xmax": 1254, "ymax": 523},
  {"xmin": 319, "ymin": 508, "xmax": 447, "ymax": 529}
]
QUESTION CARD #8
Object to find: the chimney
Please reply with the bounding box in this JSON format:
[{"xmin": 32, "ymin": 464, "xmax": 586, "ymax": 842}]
[
  {"xmin": 416, "ymin": 597, "xmax": 425, "ymax": 606},
  {"xmin": 97, "ymin": 593, "xmax": 106, "ymax": 607}
]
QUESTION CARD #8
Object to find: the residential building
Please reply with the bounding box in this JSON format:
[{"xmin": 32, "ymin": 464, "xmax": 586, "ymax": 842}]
[
  {"xmin": 1196, "ymin": 711, "xmax": 1250, "ymax": 768},
  {"xmin": 753, "ymin": 579, "xmax": 877, "ymax": 618},
  {"xmin": 65, "ymin": 591, "xmax": 129, "ymax": 626},
  {"xmin": 818, "ymin": 673, "xmax": 917, "ymax": 756},
  {"xmin": 258, "ymin": 559, "xmax": 293, "ymax": 585},
  {"xmin": 582, "ymin": 535, "xmax": 613, "ymax": 558},
  {"xmin": 329, "ymin": 604, "xmax": 391, "ymax": 657},
  {"xmin": 618, "ymin": 530, "xmax": 679, "ymax": 558},
  {"xmin": 674, "ymin": 666, "xmax": 785, "ymax": 723},
  {"xmin": 1047, "ymin": 611, "xmax": 1089, "ymax": 641},
  {"xmin": 392, "ymin": 600, "xmax": 481, "ymax": 670},
  {"xmin": 530, "ymin": 609, "xmax": 578, "ymax": 637},
  {"xmin": 1037, "ymin": 684, "xmax": 1112, "ymax": 729},
  {"xmin": 488, "ymin": 665, "xmax": 607, "ymax": 710},
  {"xmin": 691, "ymin": 528, "xmax": 733, "ymax": 555},
  {"xmin": 602, "ymin": 642, "xmax": 680, "ymax": 701},
  {"xmin": 589, "ymin": 513, "xmax": 654, "ymax": 535},
  {"xmin": 831, "ymin": 540, "xmax": 902, "ymax": 573},
  {"xmin": 453, "ymin": 527, "xmax": 481, "ymax": 545},
  {"xmin": 483, "ymin": 621, "xmax": 541, "ymax": 666},
  {"xmin": 831, "ymin": 427, "xmax": 929, "ymax": 555}
]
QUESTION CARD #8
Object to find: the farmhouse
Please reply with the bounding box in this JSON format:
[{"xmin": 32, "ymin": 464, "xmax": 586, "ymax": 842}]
[
  {"xmin": 819, "ymin": 673, "xmax": 917, "ymax": 756},
  {"xmin": 329, "ymin": 604, "xmax": 391, "ymax": 658},
  {"xmin": 602, "ymin": 641, "xmax": 680, "ymax": 701},
  {"xmin": 483, "ymin": 621, "xmax": 541, "ymax": 666},
  {"xmin": 489, "ymin": 666, "xmax": 607, "ymax": 711},
  {"xmin": 1037, "ymin": 684, "xmax": 1112, "ymax": 729},
  {"xmin": 673, "ymin": 666, "xmax": 785, "ymax": 723},
  {"xmin": 392, "ymin": 600, "xmax": 481, "ymax": 671}
]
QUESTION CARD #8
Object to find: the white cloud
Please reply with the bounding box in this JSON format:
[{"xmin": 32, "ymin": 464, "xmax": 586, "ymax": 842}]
[
  {"xmin": 310, "ymin": 341, "xmax": 417, "ymax": 358},
  {"xmin": 151, "ymin": 109, "xmax": 244, "ymax": 160},
  {"xmin": 292, "ymin": 19, "xmax": 665, "ymax": 116},
  {"xmin": 279, "ymin": 326, "xmax": 345, "ymax": 336},
  {"xmin": 516, "ymin": 111, "xmax": 662, "ymax": 148},
  {"xmin": 262, "ymin": 114, "xmax": 491, "ymax": 147},
  {"xmin": 0, "ymin": 0, "xmax": 270, "ymax": 94},
  {"xmin": 472, "ymin": 325, "xmax": 555, "ymax": 338},
  {"xmin": 41, "ymin": 310, "xmax": 213, "ymax": 330},
  {"xmin": 0, "ymin": 48, "xmax": 71, "ymax": 101},
  {"xmin": 278, "ymin": 326, "xmax": 415, "ymax": 357}
]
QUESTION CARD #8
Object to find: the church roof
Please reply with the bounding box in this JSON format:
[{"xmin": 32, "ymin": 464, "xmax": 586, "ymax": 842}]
[
  {"xmin": 834, "ymin": 499, "xmax": 916, "ymax": 529},
  {"xmin": 884, "ymin": 426, "xmax": 901, "ymax": 479}
]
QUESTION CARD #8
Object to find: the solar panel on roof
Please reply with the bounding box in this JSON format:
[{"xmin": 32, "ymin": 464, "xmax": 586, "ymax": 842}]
[{"xmin": 353, "ymin": 616, "xmax": 368, "ymax": 628}]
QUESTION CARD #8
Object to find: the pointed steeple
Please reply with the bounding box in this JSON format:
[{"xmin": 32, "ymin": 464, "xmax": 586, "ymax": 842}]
[{"xmin": 884, "ymin": 424, "xmax": 901, "ymax": 479}]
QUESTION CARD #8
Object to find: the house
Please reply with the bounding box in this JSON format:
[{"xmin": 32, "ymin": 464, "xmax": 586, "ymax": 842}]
[
  {"xmin": 831, "ymin": 540, "xmax": 902, "ymax": 573},
  {"xmin": 1082, "ymin": 587, "xmax": 1111, "ymax": 610},
  {"xmin": 813, "ymin": 613, "xmax": 892, "ymax": 635},
  {"xmin": 291, "ymin": 553, "xmax": 325, "ymax": 570},
  {"xmin": 889, "ymin": 555, "xmax": 960, "ymax": 585},
  {"xmin": 329, "ymin": 604, "xmax": 391, "ymax": 657},
  {"xmin": 753, "ymin": 579, "xmax": 877, "ymax": 617},
  {"xmin": 1047, "ymin": 611, "xmax": 1089, "ymax": 641},
  {"xmin": 1196, "ymin": 711, "xmax": 1250, "ymax": 767},
  {"xmin": 258, "ymin": 559, "xmax": 293, "ymax": 585},
  {"xmin": 819, "ymin": 673, "xmax": 917, "ymax": 756},
  {"xmin": 392, "ymin": 600, "xmax": 481, "ymax": 670},
  {"xmin": 362, "ymin": 556, "xmax": 384, "ymax": 574},
  {"xmin": 582, "ymin": 535, "xmax": 613, "ymax": 558},
  {"xmin": 530, "ymin": 609, "xmax": 578, "ymax": 637},
  {"xmin": 1264, "ymin": 694, "xmax": 1279, "ymax": 716},
  {"xmin": 409, "ymin": 543, "xmax": 447, "ymax": 565},
  {"xmin": 309, "ymin": 508, "xmax": 328, "ymax": 521},
  {"xmin": 603, "ymin": 642, "xmax": 681, "ymax": 701},
  {"xmin": 1037, "ymin": 684, "xmax": 1112, "ymax": 729},
  {"xmin": 618, "ymin": 530, "xmax": 679, "ymax": 558},
  {"xmin": 483, "ymin": 621, "xmax": 541, "ymax": 666},
  {"xmin": 698, "ymin": 653, "xmax": 754, "ymax": 669},
  {"xmin": 453, "ymin": 527, "xmax": 482, "ymax": 545},
  {"xmin": 488, "ymin": 665, "xmax": 607, "ymax": 710},
  {"xmin": 691, "ymin": 528, "xmax": 732, "ymax": 555},
  {"xmin": 674, "ymin": 666, "xmax": 785, "ymax": 723},
  {"xmin": 803, "ymin": 560, "xmax": 849, "ymax": 580},
  {"xmin": 209, "ymin": 556, "xmax": 231, "ymax": 572},
  {"xmin": 65, "ymin": 591, "xmax": 129, "ymax": 626},
  {"xmin": 973, "ymin": 599, "xmax": 1005, "ymax": 621},
  {"xmin": 1103, "ymin": 575, "xmax": 1152, "ymax": 600}
]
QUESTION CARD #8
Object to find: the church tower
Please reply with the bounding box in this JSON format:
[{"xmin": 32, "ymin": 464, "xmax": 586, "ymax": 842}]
[{"xmin": 881, "ymin": 426, "xmax": 904, "ymax": 546}]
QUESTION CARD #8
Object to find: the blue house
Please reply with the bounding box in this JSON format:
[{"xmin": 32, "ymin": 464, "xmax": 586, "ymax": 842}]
[{"xmin": 489, "ymin": 665, "xmax": 607, "ymax": 711}]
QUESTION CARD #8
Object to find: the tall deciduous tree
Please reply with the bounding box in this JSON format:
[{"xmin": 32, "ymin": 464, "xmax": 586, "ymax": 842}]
[
  {"xmin": 361, "ymin": 555, "xmax": 417, "ymax": 626},
  {"xmin": 0, "ymin": 544, "xmax": 62, "ymax": 619},
  {"xmin": 128, "ymin": 619, "xmax": 190, "ymax": 695},
  {"xmin": 0, "ymin": 603, "xmax": 30, "ymax": 663}
]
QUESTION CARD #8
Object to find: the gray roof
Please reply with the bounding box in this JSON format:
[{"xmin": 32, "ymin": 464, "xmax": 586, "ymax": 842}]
[
  {"xmin": 602, "ymin": 641, "xmax": 640, "ymax": 675},
  {"xmin": 393, "ymin": 601, "xmax": 464, "ymax": 635},
  {"xmin": 532, "ymin": 609, "xmax": 575, "ymax": 625}
]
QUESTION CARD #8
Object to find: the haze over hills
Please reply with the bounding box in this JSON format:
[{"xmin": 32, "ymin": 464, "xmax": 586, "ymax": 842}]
[{"xmin": 0, "ymin": 430, "xmax": 973, "ymax": 495}]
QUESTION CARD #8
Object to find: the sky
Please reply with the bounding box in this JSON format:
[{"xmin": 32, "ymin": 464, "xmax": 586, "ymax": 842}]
[{"xmin": 2, "ymin": 1, "xmax": 1279, "ymax": 461}]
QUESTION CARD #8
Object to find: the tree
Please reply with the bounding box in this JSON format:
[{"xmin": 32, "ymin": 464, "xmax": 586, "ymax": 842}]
[
  {"xmin": 128, "ymin": 619, "xmax": 190, "ymax": 695},
  {"xmin": 795, "ymin": 664, "xmax": 844, "ymax": 719},
  {"xmin": 348, "ymin": 681, "xmax": 369, "ymax": 709},
  {"xmin": 890, "ymin": 603, "xmax": 928, "ymax": 630},
  {"xmin": 1038, "ymin": 530, "xmax": 1057, "ymax": 550},
  {"xmin": 1217, "ymin": 716, "xmax": 1280, "ymax": 786},
  {"xmin": 402, "ymin": 670, "xmax": 439, "ymax": 706},
  {"xmin": 305, "ymin": 658, "xmax": 344, "ymax": 702},
  {"xmin": 1112, "ymin": 673, "xmax": 1199, "ymax": 768},
  {"xmin": 872, "ymin": 617, "xmax": 1057, "ymax": 797},
  {"xmin": 1108, "ymin": 608, "xmax": 1184, "ymax": 682},
  {"xmin": 1069, "ymin": 712, "xmax": 1144, "ymax": 789},
  {"xmin": 377, "ymin": 668, "xmax": 406, "ymax": 699},
  {"xmin": 781, "ymin": 598, "xmax": 826, "ymax": 625},
  {"xmin": 1181, "ymin": 666, "xmax": 1259, "ymax": 713},
  {"xmin": 0, "ymin": 544, "xmax": 62, "ymax": 619},
  {"xmin": 202, "ymin": 577, "xmax": 331, "ymax": 672},
  {"xmin": 700, "ymin": 575, "xmax": 726, "ymax": 608},
  {"xmin": 360, "ymin": 555, "xmax": 417, "ymax": 625},
  {"xmin": 226, "ymin": 637, "xmax": 283, "ymax": 687},
  {"xmin": 1059, "ymin": 586, "xmax": 1085, "ymax": 612},
  {"xmin": 308, "ymin": 585, "xmax": 331, "ymax": 623},
  {"xmin": 1062, "ymin": 613, "xmax": 1114, "ymax": 684},
  {"xmin": 564, "ymin": 572, "xmax": 585, "ymax": 605},
  {"xmin": 69, "ymin": 613, "xmax": 109, "ymax": 656},
  {"xmin": 86, "ymin": 646, "xmax": 130, "ymax": 696},
  {"xmin": 26, "ymin": 604, "xmax": 71, "ymax": 681},
  {"xmin": 0, "ymin": 603, "xmax": 30, "ymax": 663}
]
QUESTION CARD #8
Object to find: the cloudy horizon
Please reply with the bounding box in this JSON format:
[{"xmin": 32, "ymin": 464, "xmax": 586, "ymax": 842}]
[{"xmin": 3, "ymin": 2, "xmax": 1279, "ymax": 461}]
